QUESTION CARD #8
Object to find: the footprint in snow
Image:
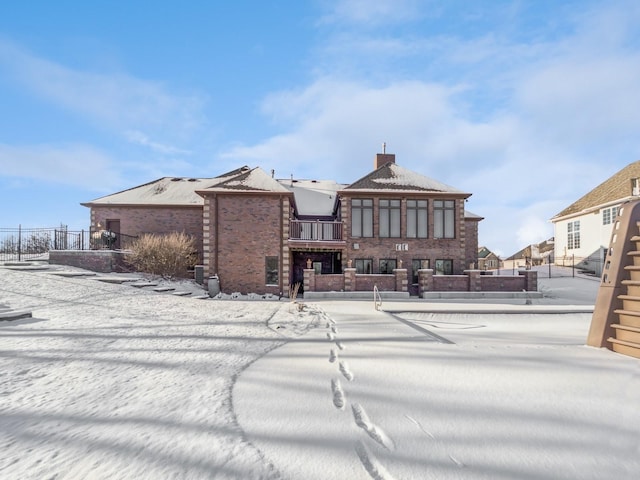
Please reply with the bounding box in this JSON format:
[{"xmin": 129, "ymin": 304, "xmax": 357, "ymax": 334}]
[
  {"xmin": 351, "ymin": 403, "xmax": 395, "ymax": 451},
  {"xmin": 329, "ymin": 349, "xmax": 337, "ymax": 363},
  {"xmin": 339, "ymin": 361, "xmax": 354, "ymax": 381},
  {"xmin": 331, "ymin": 378, "xmax": 345, "ymax": 409}
]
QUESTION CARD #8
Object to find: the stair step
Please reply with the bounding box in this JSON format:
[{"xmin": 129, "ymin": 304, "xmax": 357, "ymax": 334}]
[
  {"xmin": 618, "ymin": 294, "xmax": 640, "ymax": 311},
  {"xmin": 614, "ymin": 309, "xmax": 640, "ymax": 329},
  {"xmin": 612, "ymin": 323, "xmax": 640, "ymax": 343},
  {"xmin": 607, "ymin": 337, "xmax": 640, "ymax": 359}
]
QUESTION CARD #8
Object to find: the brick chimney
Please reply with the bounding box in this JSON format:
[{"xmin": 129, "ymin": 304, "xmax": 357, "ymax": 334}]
[{"xmin": 374, "ymin": 153, "xmax": 395, "ymax": 169}]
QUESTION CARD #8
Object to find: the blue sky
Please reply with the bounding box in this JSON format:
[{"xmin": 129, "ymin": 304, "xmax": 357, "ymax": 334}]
[{"xmin": 1, "ymin": 0, "xmax": 639, "ymax": 257}]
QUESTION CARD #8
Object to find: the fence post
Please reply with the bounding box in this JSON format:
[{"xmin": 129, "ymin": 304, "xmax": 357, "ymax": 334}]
[
  {"xmin": 572, "ymin": 254, "xmax": 575, "ymax": 277},
  {"xmin": 18, "ymin": 224, "xmax": 22, "ymax": 261}
]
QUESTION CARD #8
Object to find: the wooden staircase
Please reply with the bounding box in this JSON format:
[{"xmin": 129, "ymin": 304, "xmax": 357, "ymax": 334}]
[{"xmin": 588, "ymin": 202, "xmax": 640, "ymax": 358}]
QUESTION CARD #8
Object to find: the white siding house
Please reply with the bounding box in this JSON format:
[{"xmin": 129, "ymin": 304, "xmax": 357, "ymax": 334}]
[{"xmin": 551, "ymin": 161, "xmax": 640, "ymax": 275}]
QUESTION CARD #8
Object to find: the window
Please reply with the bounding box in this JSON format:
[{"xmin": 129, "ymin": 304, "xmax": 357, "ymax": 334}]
[
  {"xmin": 354, "ymin": 258, "xmax": 372, "ymax": 274},
  {"xmin": 351, "ymin": 199, "xmax": 373, "ymax": 237},
  {"xmin": 411, "ymin": 259, "xmax": 430, "ymax": 283},
  {"xmin": 407, "ymin": 200, "xmax": 428, "ymax": 238},
  {"xmin": 265, "ymin": 256, "xmax": 279, "ymax": 285},
  {"xmin": 602, "ymin": 207, "xmax": 618, "ymax": 225},
  {"xmin": 435, "ymin": 259, "xmax": 453, "ymax": 275},
  {"xmin": 379, "ymin": 258, "xmax": 397, "ymax": 274},
  {"xmin": 313, "ymin": 262, "xmax": 322, "ymax": 275},
  {"xmin": 379, "ymin": 199, "xmax": 401, "ymax": 237},
  {"xmin": 434, "ymin": 200, "xmax": 455, "ymax": 238},
  {"xmin": 567, "ymin": 221, "xmax": 580, "ymax": 249}
]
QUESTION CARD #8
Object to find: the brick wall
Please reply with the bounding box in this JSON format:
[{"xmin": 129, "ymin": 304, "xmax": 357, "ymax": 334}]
[
  {"xmin": 89, "ymin": 206, "xmax": 203, "ymax": 259},
  {"xmin": 315, "ymin": 274, "xmax": 344, "ymax": 291},
  {"xmin": 432, "ymin": 275, "xmax": 469, "ymax": 291},
  {"xmin": 206, "ymin": 193, "xmax": 290, "ymax": 294},
  {"xmin": 355, "ymin": 274, "xmax": 396, "ymax": 291},
  {"xmin": 480, "ymin": 275, "xmax": 526, "ymax": 291},
  {"xmin": 49, "ymin": 250, "xmax": 129, "ymax": 273},
  {"xmin": 465, "ymin": 219, "xmax": 480, "ymax": 269}
]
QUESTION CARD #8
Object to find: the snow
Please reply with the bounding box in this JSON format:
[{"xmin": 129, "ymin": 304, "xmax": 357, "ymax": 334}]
[
  {"xmin": 2, "ymin": 266, "xmax": 640, "ymax": 479},
  {"xmin": 86, "ymin": 177, "xmax": 212, "ymax": 206}
]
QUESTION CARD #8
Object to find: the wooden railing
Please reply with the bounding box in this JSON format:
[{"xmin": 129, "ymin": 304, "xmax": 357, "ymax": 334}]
[{"xmin": 289, "ymin": 220, "xmax": 342, "ymax": 241}]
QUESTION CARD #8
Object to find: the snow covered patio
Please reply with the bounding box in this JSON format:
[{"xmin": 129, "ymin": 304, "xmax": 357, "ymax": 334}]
[{"xmin": 1, "ymin": 267, "xmax": 639, "ymax": 479}]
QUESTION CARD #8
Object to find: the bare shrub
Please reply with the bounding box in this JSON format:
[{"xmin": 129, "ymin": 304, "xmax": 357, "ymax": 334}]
[{"xmin": 128, "ymin": 232, "xmax": 197, "ymax": 279}]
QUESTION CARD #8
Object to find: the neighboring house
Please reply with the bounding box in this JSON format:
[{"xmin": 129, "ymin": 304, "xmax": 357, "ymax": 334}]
[
  {"xmin": 477, "ymin": 246, "xmax": 502, "ymax": 270},
  {"xmin": 503, "ymin": 238, "xmax": 554, "ymax": 270},
  {"xmin": 550, "ymin": 160, "xmax": 640, "ymax": 275},
  {"xmin": 83, "ymin": 152, "xmax": 482, "ymax": 294}
]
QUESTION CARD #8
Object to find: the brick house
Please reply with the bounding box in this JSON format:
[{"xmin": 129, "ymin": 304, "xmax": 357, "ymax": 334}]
[{"xmin": 83, "ymin": 152, "xmax": 483, "ymax": 295}]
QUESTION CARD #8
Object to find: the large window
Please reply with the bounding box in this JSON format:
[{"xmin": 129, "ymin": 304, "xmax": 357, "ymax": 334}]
[
  {"xmin": 434, "ymin": 200, "xmax": 455, "ymax": 239},
  {"xmin": 407, "ymin": 200, "xmax": 428, "ymax": 238},
  {"xmin": 435, "ymin": 259, "xmax": 453, "ymax": 275},
  {"xmin": 379, "ymin": 258, "xmax": 397, "ymax": 274},
  {"xmin": 379, "ymin": 199, "xmax": 401, "ymax": 237},
  {"xmin": 351, "ymin": 199, "xmax": 373, "ymax": 237},
  {"xmin": 265, "ymin": 256, "xmax": 279, "ymax": 285},
  {"xmin": 412, "ymin": 259, "xmax": 430, "ymax": 283},
  {"xmin": 567, "ymin": 221, "xmax": 580, "ymax": 249},
  {"xmin": 354, "ymin": 258, "xmax": 373, "ymax": 274}
]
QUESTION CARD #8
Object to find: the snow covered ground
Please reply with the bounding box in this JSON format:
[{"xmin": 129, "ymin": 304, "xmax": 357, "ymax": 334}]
[{"xmin": 1, "ymin": 265, "xmax": 639, "ymax": 479}]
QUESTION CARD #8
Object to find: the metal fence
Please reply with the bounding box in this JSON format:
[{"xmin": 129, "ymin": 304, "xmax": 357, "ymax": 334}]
[{"xmin": 0, "ymin": 226, "xmax": 138, "ymax": 262}]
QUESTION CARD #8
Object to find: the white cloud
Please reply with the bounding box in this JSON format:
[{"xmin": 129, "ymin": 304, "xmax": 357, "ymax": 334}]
[
  {"xmin": 319, "ymin": 0, "xmax": 425, "ymax": 26},
  {"xmin": 0, "ymin": 41, "xmax": 206, "ymax": 151},
  {"xmin": 124, "ymin": 130, "xmax": 193, "ymax": 156},
  {"xmin": 0, "ymin": 143, "xmax": 122, "ymax": 191}
]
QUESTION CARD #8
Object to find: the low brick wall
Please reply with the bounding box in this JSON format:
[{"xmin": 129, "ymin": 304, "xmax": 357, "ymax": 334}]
[
  {"xmin": 480, "ymin": 275, "xmax": 526, "ymax": 291},
  {"xmin": 418, "ymin": 269, "xmax": 537, "ymax": 295},
  {"xmin": 301, "ymin": 268, "xmax": 538, "ymax": 295},
  {"xmin": 49, "ymin": 250, "xmax": 129, "ymax": 273},
  {"xmin": 432, "ymin": 275, "xmax": 468, "ymax": 291},
  {"xmin": 314, "ymin": 274, "xmax": 344, "ymax": 292},
  {"xmin": 355, "ymin": 274, "xmax": 396, "ymax": 292}
]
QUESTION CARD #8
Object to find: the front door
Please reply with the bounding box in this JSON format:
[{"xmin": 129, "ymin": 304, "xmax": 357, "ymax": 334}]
[{"xmin": 105, "ymin": 219, "xmax": 121, "ymax": 249}]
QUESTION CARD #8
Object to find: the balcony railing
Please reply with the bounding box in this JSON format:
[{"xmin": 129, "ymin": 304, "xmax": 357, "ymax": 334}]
[{"xmin": 289, "ymin": 220, "xmax": 343, "ymax": 241}]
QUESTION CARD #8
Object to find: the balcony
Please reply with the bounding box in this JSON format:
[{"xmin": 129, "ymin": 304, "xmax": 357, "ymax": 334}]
[{"xmin": 289, "ymin": 220, "xmax": 343, "ymax": 242}]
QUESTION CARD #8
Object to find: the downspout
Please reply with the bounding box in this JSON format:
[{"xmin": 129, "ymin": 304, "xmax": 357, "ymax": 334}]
[
  {"xmin": 214, "ymin": 194, "xmax": 219, "ymax": 275},
  {"xmin": 280, "ymin": 195, "xmax": 284, "ymax": 295}
]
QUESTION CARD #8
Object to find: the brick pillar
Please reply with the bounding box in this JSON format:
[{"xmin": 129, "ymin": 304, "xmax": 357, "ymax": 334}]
[
  {"xmin": 344, "ymin": 268, "xmax": 356, "ymax": 292},
  {"xmin": 520, "ymin": 270, "xmax": 538, "ymax": 291},
  {"xmin": 465, "ymin": 269, "xmax": 482, "ymax": 292},
  {"xmin": 304, "ymin": 268, "xmax": 315, "ymax": 292},
  {"xmin": 393, "ymin": 268, "xmax": 408, "ymax": 292},
  {"xmin": 418, "ymin": 269, "xmax": 433, "ymax": 295}
]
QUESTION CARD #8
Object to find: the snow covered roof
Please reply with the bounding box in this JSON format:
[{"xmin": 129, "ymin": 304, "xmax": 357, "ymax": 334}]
[
  {"xmin": 278, "ymin": 179, "xmax": 346, "ymax": 216},
  {"xmin": 83, "ymin": 177, "xmax": 214, "ymax": 206},
  {"xmin": 198, "ymin": 167, "xmax": 290, "ymax": 193},
  {"xmin": 552, "ymin": 160, "xmax": 640, "ymax": 220},
  {"xmin": 465, "ymin": 210, "xmax": 484, "ymax": 220},
  {"xmin": 343, "ymin": 162, "xmax": 469, "ymax": 195}
]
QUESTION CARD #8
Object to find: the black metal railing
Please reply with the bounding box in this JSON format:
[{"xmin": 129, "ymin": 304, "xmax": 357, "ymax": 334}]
[
  {"xmin": 0, "ymin": 225, "xmax": 138, "ymax": 261},
  {"xmin": 289, "ymin": 220, "xmax": 343, "ymax": 241}
]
